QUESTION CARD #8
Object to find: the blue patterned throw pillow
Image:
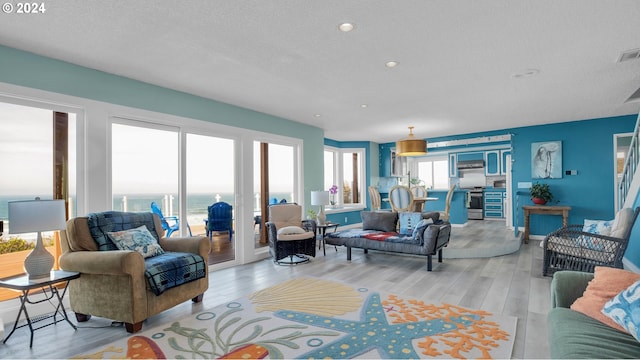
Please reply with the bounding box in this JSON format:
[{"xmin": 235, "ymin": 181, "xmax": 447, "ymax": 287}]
[
  {"xmin": 579, "ymin": 219, "xmax": 614, "ymax": 250},
  {"xmin": 399, "ymin": 212, "xmax": 423, "ymax": 235},
  {"xmin": 602, "ymin": 279, "xmax": 640, "ymax": 341},
  {"xmin": 107, "ymin": 225, "xmax": 165, "ymax": 258}
]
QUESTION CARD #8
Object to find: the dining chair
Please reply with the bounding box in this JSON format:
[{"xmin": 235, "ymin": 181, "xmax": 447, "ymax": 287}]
[
  {"xmin": 438, "ymin": 184, "xmax": 456, "ymax": 221},
  {"xmin": 368, "ymin": 186, "xmax": 382, "ymax": 211},
  {"xmin": 410, "ymin": 185, "xmax": 428, "ymax": 198},
  {"xmin": 389, "ymin": 185, "xmax": 414, "ymax": 212}
]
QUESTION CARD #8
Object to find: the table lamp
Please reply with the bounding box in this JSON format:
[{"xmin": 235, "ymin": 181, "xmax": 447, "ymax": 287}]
[
  {"xmin": 310, "ymin": 191, "xmax": 330, "ymax": 225},
  {"xmin": 8, "ymin": 198, "xmax": 66, "ymax": 279}
]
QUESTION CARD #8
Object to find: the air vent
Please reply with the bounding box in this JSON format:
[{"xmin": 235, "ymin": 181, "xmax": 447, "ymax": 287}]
[
  {"xmin": 625, "ymin": 87, "xmax": 640, "ymax": 103},
  {"xmin": 618, "ymin": 48, "xmax": 640, "ymax": 63}
]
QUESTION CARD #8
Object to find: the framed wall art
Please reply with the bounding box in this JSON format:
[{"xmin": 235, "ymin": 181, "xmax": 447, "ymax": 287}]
[{"xmin": 531, "ymin": 141, "xmax": 562, "ymax": 179}]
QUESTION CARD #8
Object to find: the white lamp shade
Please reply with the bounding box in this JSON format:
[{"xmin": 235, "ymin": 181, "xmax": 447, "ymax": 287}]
[
  {"xmin": 310, "ymin": 191, "xmax": 330, "ymax": 206},
  {"xmin": 8, "ymin": 199, "xmax": 67, "ymax": 234}
]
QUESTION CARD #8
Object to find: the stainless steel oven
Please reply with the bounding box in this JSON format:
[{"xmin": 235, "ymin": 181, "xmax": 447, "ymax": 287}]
[{"xmin": 468, "ymin": 189, "xmax": 484, "ymax": 220}]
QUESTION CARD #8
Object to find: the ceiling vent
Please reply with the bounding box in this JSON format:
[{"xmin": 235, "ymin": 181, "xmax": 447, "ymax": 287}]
[
  {"xmin": 618, "ymin": 48, "xmax": 640, "ymax": 63},
  {"xmin": 625, "ymin": 87, "xmax": 640, "ymax": 103}
]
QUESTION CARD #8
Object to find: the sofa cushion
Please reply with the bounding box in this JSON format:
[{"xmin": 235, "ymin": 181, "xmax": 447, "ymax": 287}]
[
  {"xmin": 88, "ymin": 211, "xmax": 160, "ymax": 251},
  {"xmin": 399, "ymin": 212, "xmax": 423, "ymax": 235},
  {"xmin": 603, "ymin": 279, "xmax": 640, "ymax": 341},
  {"xmin": 548, "ymin": 307, "xmax": 640, "ymax": 359},
  {"xmin": 570, "ymin": 266, "xmax": 640, "ymax": 332},
  {"xmin": 361, "ymin": 211, "xmax": 398, "ymax": 232},
  {"xmin": 610, "ymin": 207, "xmax": 635, "ymax": 238},
  {"xmin": 107, "ymin": 225, "xmax": 165, "ymax": 259}
]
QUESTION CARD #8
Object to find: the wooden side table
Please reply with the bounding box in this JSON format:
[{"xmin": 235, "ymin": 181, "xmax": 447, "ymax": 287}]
[
  {"xmin": 316, "ymin": 223, "xmax": 339, "ymax": 256},
  {"xmin": 522, "ymin": 205, "xmax": 571, "ymax": 244},
  {"xmin": 1, "ymin": 270, "xmax": 80, "ymax": 347}
]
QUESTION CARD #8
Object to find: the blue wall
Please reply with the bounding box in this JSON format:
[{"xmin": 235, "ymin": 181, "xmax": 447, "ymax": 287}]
[
  {"xmin": 510, "ymin": 116, "xmax": 635, "ymax": 235},
  {"xmin": 379, "ymin": 115, "xmax": 637, "ymax": 235}
]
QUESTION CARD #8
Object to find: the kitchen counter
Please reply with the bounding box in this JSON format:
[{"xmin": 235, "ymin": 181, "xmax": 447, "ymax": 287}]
[{"xmin": 422, "ymin": 189, "xmax": 469, "ymax": 225}]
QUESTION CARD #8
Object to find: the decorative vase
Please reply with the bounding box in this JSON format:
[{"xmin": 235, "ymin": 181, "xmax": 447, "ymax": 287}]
[
  {"xmin": 317, "ymin": 206, "xmax": 326, "ymax": 225},
  {"xmin": 532, "ymin": 197, "xmax": 547, "ymax": 205}
]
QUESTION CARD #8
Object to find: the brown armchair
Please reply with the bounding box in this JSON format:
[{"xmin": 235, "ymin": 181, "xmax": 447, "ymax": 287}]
[
  {"xmin": 59, "ymin": 212, "xmax": 210, "ymax": 333},
  {"xmin": 542, "ymin": 207, "xmax": 639, "ymax": 276}
]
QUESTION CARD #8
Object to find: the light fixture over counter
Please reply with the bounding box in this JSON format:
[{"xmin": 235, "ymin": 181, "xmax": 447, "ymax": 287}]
[{"xmin": 396, "ymin": 126, "xmax": 427, "ymax": 156}]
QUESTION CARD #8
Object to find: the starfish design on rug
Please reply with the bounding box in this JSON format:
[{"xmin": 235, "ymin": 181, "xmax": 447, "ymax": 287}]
[{"xmin": 274, "ymin": 292, "xmax": 480, "ymax": 359}]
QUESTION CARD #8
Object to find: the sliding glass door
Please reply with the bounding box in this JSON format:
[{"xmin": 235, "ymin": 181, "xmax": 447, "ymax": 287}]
[
  {"xmin": 186, "ymin": 133, "xmax": 235, "ymax": 264},
  {"xmin": 111, "ymin": 122, "xmax": 180, "ymax": 224}
]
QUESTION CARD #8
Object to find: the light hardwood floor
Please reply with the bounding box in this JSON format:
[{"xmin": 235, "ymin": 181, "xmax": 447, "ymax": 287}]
[{"xmin": 0, "ymin": 221, "xmax": 552, "ymax": 359}]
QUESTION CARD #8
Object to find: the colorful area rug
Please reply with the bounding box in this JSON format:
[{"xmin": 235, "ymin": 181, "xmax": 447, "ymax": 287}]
[{"xmin": 73, "ymin": 278, "xmax": 517, "ymax": 359}]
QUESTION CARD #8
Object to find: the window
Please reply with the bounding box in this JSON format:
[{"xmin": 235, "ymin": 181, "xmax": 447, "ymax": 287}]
[
  {"xmin": 324, "ymin": 147, "xmax": 365, "ymax": 207},
  {"xmin": 415, "ymin": 156, "xmax": 449, "ymax": 189},
  {"xmin": 0, "ymin": 101, "xmax": 77, "ymax": 300}
]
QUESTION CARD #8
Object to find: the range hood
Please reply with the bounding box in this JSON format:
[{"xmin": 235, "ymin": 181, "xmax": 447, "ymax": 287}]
[{"xmin": 457, "ymin": 160, "xmax": 485, "ymax": 169}]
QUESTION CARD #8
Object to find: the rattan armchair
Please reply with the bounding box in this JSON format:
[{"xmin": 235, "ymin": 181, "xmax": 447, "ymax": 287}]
[
  {"xmin": 266, "ymin": 203, "xmax": 317, "ymax": 265},
  {"xmin": 542, "ymin": 207, "xmax": 639, "ymax": 276}
]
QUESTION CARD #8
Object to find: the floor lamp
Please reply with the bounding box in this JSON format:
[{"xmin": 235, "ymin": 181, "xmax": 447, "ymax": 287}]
[{"xmin": 8, "ymin": 198, "xmax": 67, "ymax": 279}]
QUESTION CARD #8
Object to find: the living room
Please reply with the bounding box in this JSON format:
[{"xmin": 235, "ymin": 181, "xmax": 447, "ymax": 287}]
[{"xmin": 2, "ymin": 2, "xmax": 640, "ymax": 358}]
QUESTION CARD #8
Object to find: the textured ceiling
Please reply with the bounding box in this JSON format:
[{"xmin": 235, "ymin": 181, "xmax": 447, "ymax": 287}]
[{"xmin": 1, "ymin": 0, "xmax": 640, "ymax": 143}]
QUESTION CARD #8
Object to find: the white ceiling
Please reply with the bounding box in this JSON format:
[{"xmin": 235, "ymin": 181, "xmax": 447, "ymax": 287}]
[{"xmin": 1, "ymin": 0, "xmax": 640, "ymax": 143}]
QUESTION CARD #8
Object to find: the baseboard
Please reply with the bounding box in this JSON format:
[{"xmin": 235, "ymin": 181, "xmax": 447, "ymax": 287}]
[{"xmin": 623, "ymin": 257, "xmax": 640, "ymax": 273}]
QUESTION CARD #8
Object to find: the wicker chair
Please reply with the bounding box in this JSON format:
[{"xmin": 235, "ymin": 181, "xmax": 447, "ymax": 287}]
[
  {"xmin": 266, "ymin": 203, "xmax": 317, "ymax": 265},
  {"xmin": 542, "ymin": 207, "xmax": 639, "ymax": 276}
]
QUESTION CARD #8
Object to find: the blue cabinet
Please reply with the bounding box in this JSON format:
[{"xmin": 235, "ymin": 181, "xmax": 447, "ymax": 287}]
[
  {"xmin": 485, "ymin": 150, "xmax": 500, "ymax": 176},
  {"xmin": 500, "ymin": 149, "xmax": 511, "ymax": 175},
  {"xmin": 484, "ymin": 190, "xmax": 505, "ymax": 218},
  {"xmin": 448, "ymin": 153, "xmax": 457, "ymax": 177}
]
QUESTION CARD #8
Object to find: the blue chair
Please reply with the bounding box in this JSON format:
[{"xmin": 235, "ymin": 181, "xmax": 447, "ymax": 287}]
[
  {"xmin": 206, "ymin": 202, "xmax": 233, "ymax": 241},
  {"xmin": 150, "ymin": 201, "xmax": 191, "ymax": 237}
]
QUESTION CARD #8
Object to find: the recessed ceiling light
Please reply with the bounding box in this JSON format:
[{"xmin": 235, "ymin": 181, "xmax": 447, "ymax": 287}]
[
  {"xmin": 339, "ymin": 23, "xmax": 354, "ymax": 32},
  {"xmin": 360, "ymin": 104, "xmax": 368, "ymax": 108},
  {"xmin": 511, "ymin": 69, "xmax": 540, "ymax": 79},
  {"xmin": 314, "ymin": 114, "xmax": 321, "ymax": 117},
  {"xmin": 385, "ymin": 61, "xmax": 399, "ymax": 68}
]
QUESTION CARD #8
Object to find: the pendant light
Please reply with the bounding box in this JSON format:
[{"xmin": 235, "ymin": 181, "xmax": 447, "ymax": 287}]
[{"xmin": 396, "ymin": 126, "xmax": 427, "ymax": 156}]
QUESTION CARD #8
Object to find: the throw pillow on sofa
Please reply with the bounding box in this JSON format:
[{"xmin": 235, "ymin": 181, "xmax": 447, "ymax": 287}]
[
  {"xmin": 570, "ymin": 266, "xmax": 640, "ymax": 333},
  {"xmin": 361, "ymin": 211, "xmax": 398, "ymax": 232},
  {"xmin": 399, "ymin": 212, "xmax": 423, "ymax": 235},
  {"xmin": 602, "ymin": 279, "xmax": 640, "ymax": 341}
]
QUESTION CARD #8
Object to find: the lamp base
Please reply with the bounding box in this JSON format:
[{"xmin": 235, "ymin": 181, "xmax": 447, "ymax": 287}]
[
  {"xmin": 24, "ymin": 233, "xmax": 54, "ymax": 280},
  {"xmin": 317, "ymin": 207, "xmax": 326, "ymax": 225}
]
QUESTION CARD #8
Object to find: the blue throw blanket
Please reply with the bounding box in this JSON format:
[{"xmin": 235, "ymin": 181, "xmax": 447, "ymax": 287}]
[
  {"xmin": 87, "ymin": 211, "xmax": 160, "ymax": 251},
  {"xmin": 144, "ymin": 252, "xmax": 206, "ymax": 296}
]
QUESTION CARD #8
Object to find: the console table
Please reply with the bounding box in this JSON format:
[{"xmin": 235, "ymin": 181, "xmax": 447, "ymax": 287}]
[{"xmin": 522, "ymin": 205, "xmax": 571, "ymax": 244}]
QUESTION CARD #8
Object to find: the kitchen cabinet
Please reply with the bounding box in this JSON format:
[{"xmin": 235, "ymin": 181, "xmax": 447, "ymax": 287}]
[
  {"xmin": 484, "ymin": 190, "xmax": 505, "ymax": 218},
  {"xmin": 381, "ymin": 147, "xmax": 406, "ymax": 177},
  {"xmin": 457, "ymin": 152, "xmax": 484, "ymax": 162},
  {"xmin": 500, "ymin": 149, "xmax": 511, "ymax": 175},
  {"xmin": 448, "ymin": 153, "xmax": 457, "ymax": 177},
  {"xmin": 485, "ymin": 150, "xmax": 500, "ymax": 176}
]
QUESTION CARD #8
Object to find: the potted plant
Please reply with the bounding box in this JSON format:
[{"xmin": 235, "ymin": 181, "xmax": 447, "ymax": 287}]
[
  {"xmin": 530, "ymin": 182, "xmax": 553, "ymax": 205},
  {"xmin": 306, "ymin": 209, "xmax": 317, "ymax": 220}
]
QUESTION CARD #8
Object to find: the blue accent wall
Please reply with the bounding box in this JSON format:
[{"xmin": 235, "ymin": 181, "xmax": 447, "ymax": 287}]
[{"xmin": 379, "ymin": 115, "xmax": 637, "ymax": 235}]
